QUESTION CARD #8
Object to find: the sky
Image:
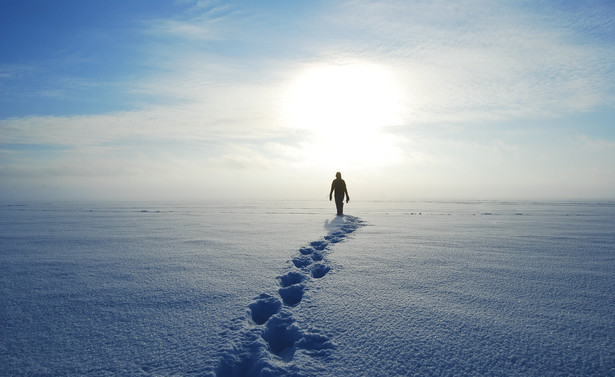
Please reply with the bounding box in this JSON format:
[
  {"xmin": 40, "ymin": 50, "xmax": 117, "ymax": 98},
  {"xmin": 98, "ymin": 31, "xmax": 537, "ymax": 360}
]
[{"xmin": 1, "ymin": 0, "xmax": 614, "ymax": 201}]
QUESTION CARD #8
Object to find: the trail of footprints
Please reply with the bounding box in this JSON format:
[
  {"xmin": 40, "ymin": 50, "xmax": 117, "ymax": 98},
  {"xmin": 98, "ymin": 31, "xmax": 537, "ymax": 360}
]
[
  {"xmin": 249, "ymin": 217, "xmax": 362, "ymax": 355},
  {"xmin": 215, "ymin": 216, "xmax": 364, "ymax": 375}
]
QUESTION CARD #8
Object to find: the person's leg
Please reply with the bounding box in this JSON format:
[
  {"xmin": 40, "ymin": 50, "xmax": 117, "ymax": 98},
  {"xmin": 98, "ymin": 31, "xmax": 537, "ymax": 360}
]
[{"xmin": 335, "ymin": 196, "xmax": 344, "ymax": 215}]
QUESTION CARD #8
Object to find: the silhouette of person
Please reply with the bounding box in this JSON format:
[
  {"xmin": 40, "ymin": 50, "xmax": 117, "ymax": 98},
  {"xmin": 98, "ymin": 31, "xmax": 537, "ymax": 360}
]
[{"xmin": 329, "ymin": 172, "xmax": 350, "ymax": 216}]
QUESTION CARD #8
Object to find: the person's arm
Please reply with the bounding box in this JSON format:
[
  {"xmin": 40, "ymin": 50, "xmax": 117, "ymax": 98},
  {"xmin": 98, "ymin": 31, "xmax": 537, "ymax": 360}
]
[
  {"xmin": 329, "ymin": 181, "xmax": 334, "ymax": 201},
  {"xmin": 345, "ymin": 185, "xmax": 350, "ymax": 203}
]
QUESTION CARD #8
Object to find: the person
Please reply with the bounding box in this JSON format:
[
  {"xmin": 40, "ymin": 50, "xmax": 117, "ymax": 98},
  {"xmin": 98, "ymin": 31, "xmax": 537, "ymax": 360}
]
[{"xmin": 329, "ymin": 172, "xmax": 350, "ymax": 216}]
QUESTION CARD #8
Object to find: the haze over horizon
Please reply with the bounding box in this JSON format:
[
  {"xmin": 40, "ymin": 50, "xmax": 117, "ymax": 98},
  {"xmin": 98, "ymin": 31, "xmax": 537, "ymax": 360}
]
[{"xmin": 1, "ymin": 0, "xmax": 614, "ymax": 201}]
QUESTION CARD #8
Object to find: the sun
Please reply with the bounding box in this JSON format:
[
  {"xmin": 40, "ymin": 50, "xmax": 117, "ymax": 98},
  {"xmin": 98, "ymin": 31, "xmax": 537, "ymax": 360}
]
[
  {"xmin": 282, "ymin": 62, "xmax": 403, "ymax": 134},
  {"xmin": 280, "ymin": 62, "xmax": 406, "ymax": 168}
]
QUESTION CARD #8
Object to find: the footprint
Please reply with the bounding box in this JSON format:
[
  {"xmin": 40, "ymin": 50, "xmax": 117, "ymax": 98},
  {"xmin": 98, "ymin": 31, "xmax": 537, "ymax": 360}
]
[
  {"xmin": 262, "ymin": 311, "xmax": 301, "ymax": 361},
  {"xmin": 310, "ymin": 240, "xmax": 328, "ymax": 251},
  {"xmin": 311, "ymin": 251, "xmax": 324, "ymax": 261},
  {"xmin": 292, "ymin": 255, "xmax": 313, "ymax": 268},
  {"xmin": 324, "ymin": 234, "xmax": 342, "ymax": 243},
  {"xmin": 278, "ymin": 271, "xmax": 306, "ymax": 287},
  {"xmin": 341, "ymin": 224, "xmax": 357, "ymax": 233},
  {"xmin": 297, "ymin": 332, "xmax": 335, "ymax": 357},
  {"xmin": 310, "ymin": 263, "xmax": 331, "ymax": 279},
  {"xmin": 299, "ymin": 246, "xmax": 314, "ymax": 255},
  {"xmin": 278, "ymin": 284, "xmax": 305, "ymax": 306},
  {"xmin": 248, "ymin": 293, "xmax": 282, "ymax": 325},
  {"xmin": 326, "ymin": 231, "xmax": 346, "ymax": 241},
  {"xmin": 261, "ymin": 312, "xmax": 335, "ymax": 362}
]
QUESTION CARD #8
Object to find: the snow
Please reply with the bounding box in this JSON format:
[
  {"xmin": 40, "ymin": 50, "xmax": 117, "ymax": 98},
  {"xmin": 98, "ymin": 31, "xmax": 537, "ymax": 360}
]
[{"xmin": 1, "ymin": 200, "xmax": 614, "ymax": 376}]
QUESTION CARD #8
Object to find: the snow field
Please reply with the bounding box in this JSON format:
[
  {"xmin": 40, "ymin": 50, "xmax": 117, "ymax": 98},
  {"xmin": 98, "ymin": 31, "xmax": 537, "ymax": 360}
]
[{"xmin": 1, "ymin": 201, "xmax": 614, "ymax": 376}]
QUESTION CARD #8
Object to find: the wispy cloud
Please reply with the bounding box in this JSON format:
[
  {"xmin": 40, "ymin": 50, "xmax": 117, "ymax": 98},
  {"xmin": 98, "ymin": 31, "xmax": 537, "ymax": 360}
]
[{"xmin": 142, "ymin": 0, "xmax": 247, "ymax": 46}]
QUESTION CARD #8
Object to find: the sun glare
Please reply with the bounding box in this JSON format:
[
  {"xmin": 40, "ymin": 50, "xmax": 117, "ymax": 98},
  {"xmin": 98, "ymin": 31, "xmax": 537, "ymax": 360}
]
[
  {"xmin": 281, "ymin": 62, "xmax": 406, "ymax": 168},
  {"xmin": 283, "ymin": 63, "xmax": 403, "ymax": 133}
]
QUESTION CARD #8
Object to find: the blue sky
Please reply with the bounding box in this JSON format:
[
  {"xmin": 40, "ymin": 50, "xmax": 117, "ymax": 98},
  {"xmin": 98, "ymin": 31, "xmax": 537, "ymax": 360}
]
[{"xmin": 1, "ymin": 0, "xmax": 614, "ymax": 201}]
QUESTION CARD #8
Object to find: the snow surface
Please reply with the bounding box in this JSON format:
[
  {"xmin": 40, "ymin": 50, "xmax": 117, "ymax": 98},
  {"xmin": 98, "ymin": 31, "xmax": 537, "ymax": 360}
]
[{"xmin": 1, "ymin": 200, "xmax": 614, "ymax": 376}]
